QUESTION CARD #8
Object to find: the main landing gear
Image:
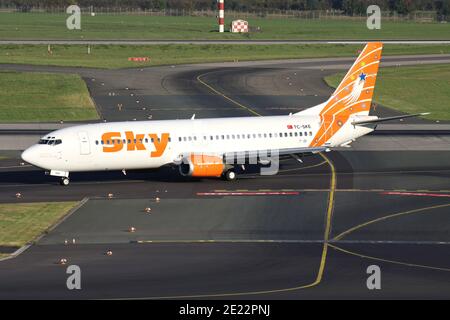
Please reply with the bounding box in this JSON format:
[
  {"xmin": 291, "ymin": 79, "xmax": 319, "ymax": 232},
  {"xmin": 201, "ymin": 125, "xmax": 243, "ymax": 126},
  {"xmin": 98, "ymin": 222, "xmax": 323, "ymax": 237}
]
[{"xmin": 223, "ymin": 169, "xmax": 237, "ymax": 181}]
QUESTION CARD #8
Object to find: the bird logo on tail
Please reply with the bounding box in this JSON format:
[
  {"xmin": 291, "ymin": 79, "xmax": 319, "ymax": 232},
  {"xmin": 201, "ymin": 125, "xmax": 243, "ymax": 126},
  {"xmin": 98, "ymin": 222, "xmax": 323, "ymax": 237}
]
[{"xmin": 343, "ymin": 73, "xmax": 367, "ymax": 105}]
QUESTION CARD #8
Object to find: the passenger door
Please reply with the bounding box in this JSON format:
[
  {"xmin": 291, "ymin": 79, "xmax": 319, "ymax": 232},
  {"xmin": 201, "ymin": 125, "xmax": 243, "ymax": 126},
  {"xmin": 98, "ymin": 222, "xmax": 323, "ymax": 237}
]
[{"xmin": 78, "ymin": 131, "xmax": 91, "ymax": 155}]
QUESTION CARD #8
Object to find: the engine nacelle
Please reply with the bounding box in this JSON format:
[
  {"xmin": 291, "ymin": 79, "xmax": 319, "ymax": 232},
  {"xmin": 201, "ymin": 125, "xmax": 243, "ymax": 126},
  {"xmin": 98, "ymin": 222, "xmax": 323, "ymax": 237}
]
[{"xmin": 179, "ymin": 154, "xmax": 225, "ymax": 177}]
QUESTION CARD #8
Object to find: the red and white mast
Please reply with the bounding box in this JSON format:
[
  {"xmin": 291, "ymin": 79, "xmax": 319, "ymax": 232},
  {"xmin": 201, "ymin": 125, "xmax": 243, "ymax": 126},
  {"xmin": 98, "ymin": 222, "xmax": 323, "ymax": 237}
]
[{"xmin": 218, "ymin": 0, "xmax": 224, "ymax": 32}]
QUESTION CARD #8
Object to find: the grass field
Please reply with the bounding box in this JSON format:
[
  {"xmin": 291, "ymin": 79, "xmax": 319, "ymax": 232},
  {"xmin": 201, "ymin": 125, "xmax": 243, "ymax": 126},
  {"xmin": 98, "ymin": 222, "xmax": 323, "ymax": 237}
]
[
  {"xmin": 0, "ymin": 202, "xmax": 78, "ymax": 247},
  {"xmin": 1, "ymin": 44, "xmax": 450, "ymax": 69},
  {"xmin": 1, "ymin": 13, "xmax": 450, "ymax": 40},
  {"xmin": 0, "ymin": 71, "xmax": 99, "ymax": 122},
  {"xmin": 325, "ymin": 64, "xmax": 450, "ymax": 121}
]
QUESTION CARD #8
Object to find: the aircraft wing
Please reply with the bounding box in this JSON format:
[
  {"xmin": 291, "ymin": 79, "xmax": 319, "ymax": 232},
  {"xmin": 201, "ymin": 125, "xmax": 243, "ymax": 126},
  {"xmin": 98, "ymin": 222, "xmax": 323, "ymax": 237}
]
[
  {"xmin": 175, "ymin": 146, "xmax": 328, "ymax": 164},
  {"xmin": 223, "ymin": 146, "xmax": 328, "ymax": 159}
]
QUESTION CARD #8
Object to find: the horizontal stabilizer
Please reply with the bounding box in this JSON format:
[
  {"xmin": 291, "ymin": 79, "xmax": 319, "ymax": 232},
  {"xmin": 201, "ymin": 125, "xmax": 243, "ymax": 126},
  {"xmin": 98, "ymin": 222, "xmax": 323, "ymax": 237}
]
[{"xmin": 351, "ymin": 113, "xmax": 430, "ymax": 126}]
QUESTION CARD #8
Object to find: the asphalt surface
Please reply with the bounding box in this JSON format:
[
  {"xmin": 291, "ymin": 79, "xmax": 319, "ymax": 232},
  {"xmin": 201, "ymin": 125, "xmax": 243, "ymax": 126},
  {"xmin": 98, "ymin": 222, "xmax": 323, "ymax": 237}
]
[{"xmin": 0, "ymin": 54, "xmax": 449, "ymax": 299}]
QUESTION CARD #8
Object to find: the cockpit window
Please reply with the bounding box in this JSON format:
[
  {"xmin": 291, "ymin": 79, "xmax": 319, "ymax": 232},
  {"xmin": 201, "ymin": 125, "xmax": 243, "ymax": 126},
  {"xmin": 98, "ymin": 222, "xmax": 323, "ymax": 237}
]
[
  {"xmin": 38, "ymin": 139, "xmax": 49, "ymax": 144},
  {"xmin": 38, "ymin": 138, "xmax": 62, "ymax": 146}
]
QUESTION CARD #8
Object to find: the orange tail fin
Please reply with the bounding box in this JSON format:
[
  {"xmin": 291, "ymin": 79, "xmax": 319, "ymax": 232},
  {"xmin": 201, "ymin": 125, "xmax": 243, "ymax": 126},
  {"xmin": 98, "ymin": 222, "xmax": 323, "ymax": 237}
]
[{"xmin": 308, "ymin": 42, "xmax": 383, "ymax": 147}]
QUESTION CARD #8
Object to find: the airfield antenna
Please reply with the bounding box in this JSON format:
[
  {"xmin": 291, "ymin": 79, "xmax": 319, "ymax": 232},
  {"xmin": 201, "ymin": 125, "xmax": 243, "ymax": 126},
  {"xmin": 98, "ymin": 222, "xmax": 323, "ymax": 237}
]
[{"xmin": 218, "ymin": 0, "xmax": 225, "ymax": 32}]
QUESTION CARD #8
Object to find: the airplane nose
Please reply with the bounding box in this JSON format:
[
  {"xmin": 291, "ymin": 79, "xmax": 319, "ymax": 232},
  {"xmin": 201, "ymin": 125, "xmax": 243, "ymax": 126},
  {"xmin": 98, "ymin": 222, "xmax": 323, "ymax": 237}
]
[{"xmin": 21, "ymin": 147, "xmax": 36, "ymax": 165}]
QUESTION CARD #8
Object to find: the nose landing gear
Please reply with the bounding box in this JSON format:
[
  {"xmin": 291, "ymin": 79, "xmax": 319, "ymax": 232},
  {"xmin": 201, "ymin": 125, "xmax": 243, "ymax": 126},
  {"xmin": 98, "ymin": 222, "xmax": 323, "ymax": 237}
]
[
  {"xmin": 60, "ymin": 177, "xmax": 70, "ymax": 186},
  {"xmin": 47, "ymin": 170, "xmax": 70, "ymax": 186}
]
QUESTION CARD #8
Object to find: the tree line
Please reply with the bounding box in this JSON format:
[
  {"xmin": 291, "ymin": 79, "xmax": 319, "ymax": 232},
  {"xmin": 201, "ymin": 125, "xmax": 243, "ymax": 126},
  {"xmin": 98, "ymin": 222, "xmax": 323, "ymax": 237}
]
[{"xmin": 1, "ymin": 0, "xmax": 448, "ymax": 17}]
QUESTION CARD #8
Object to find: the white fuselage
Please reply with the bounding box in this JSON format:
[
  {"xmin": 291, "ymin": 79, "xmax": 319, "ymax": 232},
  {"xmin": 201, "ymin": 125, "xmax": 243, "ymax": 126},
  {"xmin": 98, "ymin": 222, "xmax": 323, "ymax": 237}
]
[{"xmin": 21, "ymin": 114, "xmax": 373, "ymax": 174}]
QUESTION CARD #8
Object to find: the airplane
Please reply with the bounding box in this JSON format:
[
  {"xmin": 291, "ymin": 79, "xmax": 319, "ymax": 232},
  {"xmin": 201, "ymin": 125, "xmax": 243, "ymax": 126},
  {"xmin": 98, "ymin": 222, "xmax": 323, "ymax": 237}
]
[{"xmin": 21, "ymin": 42, "xmax": 428, "ymax": 186}]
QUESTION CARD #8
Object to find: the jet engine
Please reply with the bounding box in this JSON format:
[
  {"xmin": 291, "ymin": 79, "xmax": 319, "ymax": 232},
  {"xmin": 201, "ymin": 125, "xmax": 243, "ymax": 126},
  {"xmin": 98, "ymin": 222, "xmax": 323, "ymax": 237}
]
[{"xmin": 179, "ymin": 154, "xmax": 226, "ymax": 178}]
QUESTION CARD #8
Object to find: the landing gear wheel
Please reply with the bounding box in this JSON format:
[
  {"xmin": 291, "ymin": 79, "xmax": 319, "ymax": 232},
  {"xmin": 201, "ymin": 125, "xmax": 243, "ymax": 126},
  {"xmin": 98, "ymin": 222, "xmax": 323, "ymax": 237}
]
[
  {"xmin": 60, "ymin": 177, "xmax": 70, "ymax": 186},
  {"xmin": 224, "ymin": 170, "xmax": 237, "ymax": 181}
]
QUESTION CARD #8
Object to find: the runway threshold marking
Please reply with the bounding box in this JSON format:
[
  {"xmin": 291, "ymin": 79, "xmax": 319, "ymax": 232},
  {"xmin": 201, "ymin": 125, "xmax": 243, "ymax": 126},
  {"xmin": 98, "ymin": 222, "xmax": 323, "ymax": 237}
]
[
  {"xmin": 381, "ymin": 191, "xmax": 450, "ymax": 198},
  {"xmin": 333, "ymin": 202, "xmax": 450, "ymax": 241},
  {"xmin": 211, "ymin": 189, "xmax": 450, "ymax": 193},
  {"xmin": 328, "ymin": 243, "xmax": 450, "ymax": 273},
  {"xmin": 197, "ymin": 191, "xmax": 300, "ymax": 196}
]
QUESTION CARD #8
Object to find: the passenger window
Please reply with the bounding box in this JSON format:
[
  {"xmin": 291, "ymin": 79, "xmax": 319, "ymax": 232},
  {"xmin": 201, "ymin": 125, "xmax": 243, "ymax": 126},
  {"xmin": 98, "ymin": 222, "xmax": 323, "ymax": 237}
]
[
  {"xmin": 284, "ymin": 133, "xmax": 288, "ymax": 137},
  {"xmin": 101, "ymin": 140, "xmax": 104, "ymax": 145},
  {"xmin": 289, "ymin": 132, "xmax": 293, "ymax": 137},
  {"xmin": 95, "ymin": 141, "xmax": 99, "ymax": 145},
  {"xmin": 309, "ymin": 132, "xmax": 313, "ymax": 136},
  {"xmin": 107, "ymin": 140, "xmax": 110, "ymax": 145}
]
